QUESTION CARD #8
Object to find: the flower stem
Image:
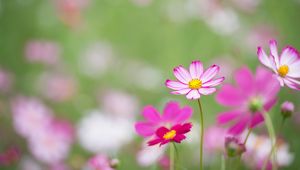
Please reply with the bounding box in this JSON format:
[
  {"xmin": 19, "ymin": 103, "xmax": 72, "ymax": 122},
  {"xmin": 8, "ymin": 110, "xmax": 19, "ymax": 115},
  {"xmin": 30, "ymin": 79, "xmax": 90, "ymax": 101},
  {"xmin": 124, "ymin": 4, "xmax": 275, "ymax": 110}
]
[
  {"xmin": 236, "ymin": 128, "xmax": 252, "ymax": 170},
  {"xmin": 262, "ymin": 112, "xmax": 277, "ymax": 170},
  {"xmin": 197, "ymin": 99, "xmax": 204, "ymax": 170},
  {"xmin": 170, "ymin": 143, "xmax": 175, "ymax": 170}
]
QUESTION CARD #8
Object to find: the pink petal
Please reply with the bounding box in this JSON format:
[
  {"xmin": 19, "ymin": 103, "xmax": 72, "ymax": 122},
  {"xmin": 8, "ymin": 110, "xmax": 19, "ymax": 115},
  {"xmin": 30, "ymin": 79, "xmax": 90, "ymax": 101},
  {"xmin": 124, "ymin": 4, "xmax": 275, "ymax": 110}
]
[
  {"xmin": 263, "ymin": 98, "xmax": 277, "ymax": 111},
  {"xmin": 217, "ymin": 111, "xmax": 241, "ymax": 124},
  {"xmin": 135, "ymin": 122, "xmax": 156, "ymax": 137},
  {"xmin": 284, "ymin": 77, "xmax": 300, "ymax": 90},
  {"xmin": 142, "ymin": 106, "xmax": 161, "ymax": 123},
  {"xmin": 173, "ymin": 134, "xmax": 186, "ymax": 143},
  {"xmin": 234, "ymin": 67, "xmax": 254, "ymax": 95},
  {"xmin": 173, "ymin": 106, "xmax": 193, "ymax": 124},
  {"xmin": 202, "ymin": 77, "xmax": 225, "ymax": 87},
  {"xmin": 288, "ymin": 60, "xmax": 300, "ymax": 78},
  {"xmin": 189, "ymin": 60, "xmax": 203, "ymax": 79},
  {"xmin": 148, "ymin": 138, "xmax": 163, "ymax": 146},
  {"xmin": 249, "ymin": 112, "xmax": 264, "ymax": 128},
  {"xmin": 165, "ymin": 79, "xmax": 188, "ymax": 90},
  {"xmin": 173, "ymin": 66, "xmax": 192, "ymax": 84},
  {"xmin": 269, "ymin": 39, "xmax": 279, "ymax": 64},
  {"xmin": 200, "ymin": 65, "xmax": 220, "ymax": 83},
  {"xmin": 279, "ymin": 46, "xmax": 300, "ymax": 65},
  {"xmin": 162, "ymin": 101, "xmax": 180, "ymax": 122},
  {"xmin": 269, "ymin": 54, "xmax": 279, "ymax": 72},
  {"xmin": 216, "ymin": 84, "xmax": 245, "ymax": 106},
  {"xmin": 156, "ymin": 127, "xmax": 169, "ymax": 138},
  {"xmin": 198, "ymin": 88, "xmax": 216, "ymax": 95},
  {"xmin": 228, "ymin": 115, "xmax": 250, "ymax": 135},
  {"xmin": 173, "ymin": 123, "xmax": 192, "ymax": 134},
  {"xmin": 257, "ymin": 47, "xmax": 272, "ymax": 68},
  {"xmin": 186, "ymin": 89, "xmax": 200, "ymax": 100},
  {"xmin": 170, "ymin": 89, "xmax": 191, "ymax": 95}
]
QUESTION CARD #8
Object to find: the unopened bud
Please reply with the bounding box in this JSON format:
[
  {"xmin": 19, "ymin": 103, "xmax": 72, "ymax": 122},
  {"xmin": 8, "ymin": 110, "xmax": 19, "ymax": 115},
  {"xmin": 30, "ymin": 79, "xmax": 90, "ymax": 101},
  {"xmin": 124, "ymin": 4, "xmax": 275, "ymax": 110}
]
[
  {"xmin": 281, "ymin": 101, "xmax": 294, "ymax": 118},
  {"xmin": 110, "ymin": 158, "xmax": 120, "ymax": 169},
  {"xmin": 225, "ymin": 137, "xmax": 246, "ymax": 157}
]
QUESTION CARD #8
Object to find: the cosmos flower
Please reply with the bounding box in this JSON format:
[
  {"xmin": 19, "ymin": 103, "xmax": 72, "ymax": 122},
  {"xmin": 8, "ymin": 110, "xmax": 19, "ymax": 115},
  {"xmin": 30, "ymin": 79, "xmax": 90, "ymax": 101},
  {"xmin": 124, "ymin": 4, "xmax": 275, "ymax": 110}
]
[
  {"xmin": 148, "ymin": 123, "xmax": 192, "ymax": 146},
  {"xmin": 135, "ymin": 101, "xmax": 192, "ymax": 137},
  {"xmin": 257, "ymin": 39, "xmax": 300, "ymax": 90},
  {"xmin": 216, "ymin": 67, "xmax": 280, "ymax": 134},
  {"xmin": 165, "ymin": 60, "xmax": 224, "ymax": 100},
  {"xmin": 224, "ymin": 136, "xmax": 246, "ymax": 157},
  {"xmin": 281, "ymin": 101, "xmax": 294, "ymax": 118}
]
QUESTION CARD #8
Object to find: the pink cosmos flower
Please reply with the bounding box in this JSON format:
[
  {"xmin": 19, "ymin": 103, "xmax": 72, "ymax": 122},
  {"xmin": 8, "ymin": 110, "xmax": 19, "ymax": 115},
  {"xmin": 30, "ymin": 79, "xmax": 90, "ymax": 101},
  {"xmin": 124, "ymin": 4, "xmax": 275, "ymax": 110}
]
[
  {"xmin": 148, "ymin": 123, "xmax": 192, "ymax": 146},
  {"xmin": 135, "ymin": 101, "xmax": 192, "ymax": 137},
  {"xmin": 204, "ymin": 126, "xmax": 227, "ymax": 153},
  {"xmin": 87, "ymin": 154, "xmax": 114, "ymax": 170},
  {"xmin": 257, "ymin": 39, "xmax": 300, "ymax": 90},
  {"xmin": 165, "ymin": 60, "xmax": 224, "ymax": 100},
  {"xmin": 216, "ymin": 67, "xmax": 280, "ymax": 134}
]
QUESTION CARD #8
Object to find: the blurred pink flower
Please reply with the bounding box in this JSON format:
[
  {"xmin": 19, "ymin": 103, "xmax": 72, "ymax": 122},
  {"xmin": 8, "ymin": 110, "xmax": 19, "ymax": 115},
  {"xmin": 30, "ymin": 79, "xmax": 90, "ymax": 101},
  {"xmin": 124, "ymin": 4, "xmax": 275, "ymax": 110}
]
[
  {"xmin": 11, "ymin": 97, "xmax": 53, "ymax": 138},
  {"xmin": 204, "ymin": 126, "xmax": 227, "ymax": 153},
  {"xmin": 37, "ymin": 72, "xmax": 77, "ymax": 102},
  {"xmin": 86, "ymin": 154, "xmax": 114, "ymax": 170},
  {"xmin": 0, "ymin": 146, "xmax": 21, "ymax": 166},
  {"xmin": 135, "ymin": 101, "xmax": 192, "ymax": 137},
  {"xmin": 0, "ymin": 68, "xmax": 13, "ymax": 93},
  {"xmin": 148, "ymin": 123, "xmax": 192, "ymax": 146},
  {"xmin": 25, "ymin": 40, "xmax": 60, "ymax": 65},
  {"xmin": 216, "ymin": 67, "xmax": 280, "ymax": 134},
  {"xmin": 99, "ymin": 89, "xmax": 139, "ymax": 120},
  {"xmin": 258, "ymin": 39, "xmax": 300, "ymax": 90},
  {"xmin": 158, "ymin": 155, "xmax": 170, "ymax": 170},
  {"xmin": 28, "ymin": 119, "xmax": 74, "ymax": 165},
  {"xmin": 166, "ymin": 60, "xmax": 224, "ymax": 100}
]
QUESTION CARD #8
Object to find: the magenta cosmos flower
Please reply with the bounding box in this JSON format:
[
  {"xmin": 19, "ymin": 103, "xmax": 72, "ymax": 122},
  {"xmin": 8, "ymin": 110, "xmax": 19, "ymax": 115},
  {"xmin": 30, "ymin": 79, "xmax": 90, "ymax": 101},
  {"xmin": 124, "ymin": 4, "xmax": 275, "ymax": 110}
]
[
  {"xmin": 165, "ymin": 60, "xmax": 224, "ymax": 100},
  {"xmin": 257, "ymin": 39, "xmax": 300, "ymax": 90},
  {"xmin": 148, "ymin": 123, "xmax": 192, "ymax": 146},
  {"xmin": 135, "ymin": 101, "xmax": 192, "ymax": 137},
  {"xmin": 216, "ymin": 67, "xmax": 280, "ymax": 134}
]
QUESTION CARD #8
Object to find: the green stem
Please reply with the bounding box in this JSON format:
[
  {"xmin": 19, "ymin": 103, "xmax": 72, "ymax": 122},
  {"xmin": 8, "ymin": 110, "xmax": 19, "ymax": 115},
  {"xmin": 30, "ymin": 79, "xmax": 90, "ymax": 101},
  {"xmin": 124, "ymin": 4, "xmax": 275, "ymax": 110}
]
[
  {"xmin": 170, "ymin": 143, "xmax": 175, "ymax": 170},
  {"xmin": 197, "ymin": 99, "xmax": 204, "ymax": 170},
  {"xmin": 262, "ymin": 112, "xmax": 277, "ymax": 170}
]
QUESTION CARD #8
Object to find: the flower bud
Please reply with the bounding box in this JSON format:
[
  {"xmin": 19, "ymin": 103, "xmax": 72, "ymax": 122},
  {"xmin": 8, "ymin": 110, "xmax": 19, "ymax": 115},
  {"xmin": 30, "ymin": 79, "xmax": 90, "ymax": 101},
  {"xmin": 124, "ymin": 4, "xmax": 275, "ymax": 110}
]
[
  {"xmin": 225, "ymin": 137, "xmax": 246, "ymax": 157},
  {"xmin": 110, "ymin": 158, "xmax": 120, "ymax": 169},
  {"xmin": 281, "ymin": 101, "xmax": 294, "ymax": 118}
]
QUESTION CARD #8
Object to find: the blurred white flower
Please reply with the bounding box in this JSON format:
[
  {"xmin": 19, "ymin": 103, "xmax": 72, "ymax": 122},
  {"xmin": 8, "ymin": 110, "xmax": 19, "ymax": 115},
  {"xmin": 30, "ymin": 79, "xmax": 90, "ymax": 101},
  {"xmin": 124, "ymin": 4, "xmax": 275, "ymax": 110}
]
[
  {"xmin": 136, "ymin": 141, "xmax": 166, "ymax": 167},
  {"xmin": 99, "ymin": 89, "xmax": 139, "ymax": 120},
  {"xmin": 37, "ymin": 72, "xmax": 77, "ymax": 102},
  {"xmin": 77, "ymin": 110, "xmax": 134, "ymax": 155},
  {"xmin": 78, "ymin": 42, "xmax": 115, "ymax": 78}
]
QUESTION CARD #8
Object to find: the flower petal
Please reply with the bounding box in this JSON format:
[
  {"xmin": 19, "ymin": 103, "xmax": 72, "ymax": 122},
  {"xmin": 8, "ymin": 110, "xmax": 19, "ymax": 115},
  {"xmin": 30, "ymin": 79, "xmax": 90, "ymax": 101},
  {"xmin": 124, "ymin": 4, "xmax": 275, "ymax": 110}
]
[
  {"xmin": 198, "ymin": 88, "xmax": 216, "ymax": 95},
  {"xmin": 173, "ymin": 66, "xmax": 192, "ymax": 84},
  {"xmin": 288, "ymin": 60, "xmax": 300, "ymax": 78},
  {"xmin": 217, "ymin": 111, "xmax": 241, "ymax": 124},
  {"xmin": 234, "ymin": 67, "xmax": 254, "ymax": 95},
  {"xmin": 148, "ymin": 138, "xmax": 163, "ymax": 146},
  {"xmin": 142, "ymin": 106, "xmax": 161, "ymax": 123},
  {"xmin": 172, "ymin": 123, "xmax": 192, "ymax": 134},
  {"xmin": 173, "ymin": 106, "xmax": 193, "ymax": 124},
  {"xmin": 156, "ymin": 127, "xmax": 169, "ymax": 138},
  {"xmin": 249, "ymin": 112, "xmax": 264, "ymax": 128},
  {"xmin": 284, "ymin": 77, "xmax": 300, "ymax": 90},
  {"xmin": 202, "ymin": 77, "xmax": 225, "ymax": 87},
  {"xmin": 269, "ymin": 39, "xmax": 279, "ymax": 64},
  {"xmin": 170, "ymin": 89, "xmax": 191, "ymax": 95},
  {"xmin": 135, "ymin": 122, "xmax": 156, "ymax": 137},
  {"xmin": 279, "ymin": 46, "xmax": 300, "ymax": 65},
  {"xmin": 257, "ymin": 47, "xmax": 272, "ymax": 69},
  {"xmin": 189, "ymin": 60, "xmax": 203, "ymax": 79},
  {"xmin": 165, "ymin": 80, "xmax": 188, "ymax": 90},
  {"xmin": 200, "ymin": 65, "xmax": 220, "ymax": 83},
  {"xmin": 162, "ymin": 101, "xmax": 180, "ymax": 122},
  {"xmin": 216, "ymin": 84, "xmax": 245, "ymax": 106},
  {"xmin": 228, "ymin": 115, "xmax": 250, "ymax": 135},
  {"xmin": 173, "ymin": 134, "xmax": 186, "ymax": 143},
  {"xmin": 186, "ymin": 89, "xmax": 200, "ymax": 100}
]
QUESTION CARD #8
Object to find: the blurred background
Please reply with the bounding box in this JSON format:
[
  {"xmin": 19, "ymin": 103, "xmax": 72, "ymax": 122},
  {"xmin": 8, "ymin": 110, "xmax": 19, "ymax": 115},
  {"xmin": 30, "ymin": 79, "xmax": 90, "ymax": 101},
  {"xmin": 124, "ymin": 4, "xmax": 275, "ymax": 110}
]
[{"xmin": 0, "ymin": 0, "xmax": 300, "ymax": 169}]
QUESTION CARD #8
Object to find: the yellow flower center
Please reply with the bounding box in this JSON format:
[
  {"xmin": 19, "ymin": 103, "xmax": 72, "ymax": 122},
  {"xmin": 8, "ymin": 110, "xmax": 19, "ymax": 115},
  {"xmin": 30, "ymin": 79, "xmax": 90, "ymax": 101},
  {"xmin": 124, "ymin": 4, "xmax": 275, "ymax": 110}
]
[
  {"xmin": 163, "ymin": 130, "xmax": 176, "ymax": 140},
  {"xmin": 278, "ymin": 65, "xmax": 289, "ymax": 77},
  {"xmin": 188, "ymin": 79, "xmax": 202, "ymax": 90}
]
